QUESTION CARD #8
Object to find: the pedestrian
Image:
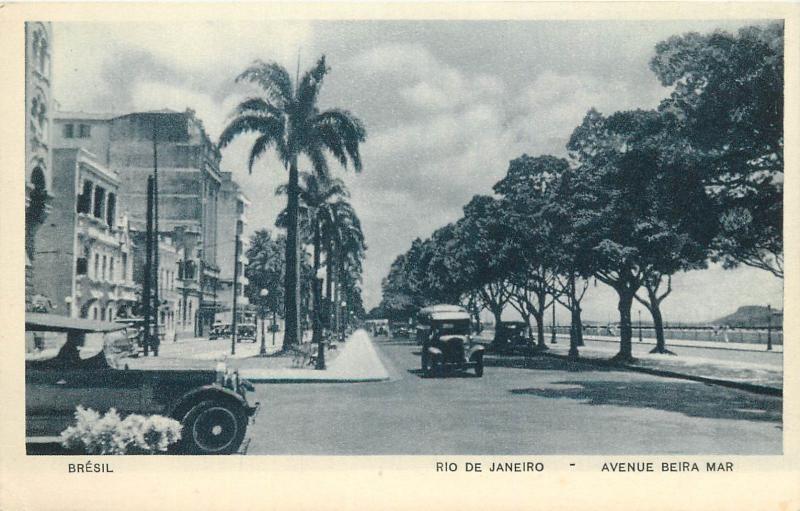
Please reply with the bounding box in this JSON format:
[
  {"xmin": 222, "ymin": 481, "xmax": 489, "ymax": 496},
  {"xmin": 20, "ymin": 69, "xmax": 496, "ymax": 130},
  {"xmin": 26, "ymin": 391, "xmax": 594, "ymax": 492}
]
[{"xmin": 723, "ymin": 325, "xmax": 730, "ymax": 343}]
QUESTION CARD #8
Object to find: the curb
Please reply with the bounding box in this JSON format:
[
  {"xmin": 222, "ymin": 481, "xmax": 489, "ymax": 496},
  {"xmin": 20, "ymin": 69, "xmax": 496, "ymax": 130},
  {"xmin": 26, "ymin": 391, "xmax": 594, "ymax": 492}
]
[
  {"xmin": 484, "ymin": 353, "xmax": 782, "ymax": 398},
  {"xmin": 242, "ymin": 375, "xmax": 390, "ymax": 384}
]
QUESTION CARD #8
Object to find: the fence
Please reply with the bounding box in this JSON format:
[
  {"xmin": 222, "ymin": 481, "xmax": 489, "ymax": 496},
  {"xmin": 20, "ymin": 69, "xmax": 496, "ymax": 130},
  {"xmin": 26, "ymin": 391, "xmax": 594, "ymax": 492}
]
[{"xmin": 549, "ymin": 324, "xmax": 783, "ymax": 346}]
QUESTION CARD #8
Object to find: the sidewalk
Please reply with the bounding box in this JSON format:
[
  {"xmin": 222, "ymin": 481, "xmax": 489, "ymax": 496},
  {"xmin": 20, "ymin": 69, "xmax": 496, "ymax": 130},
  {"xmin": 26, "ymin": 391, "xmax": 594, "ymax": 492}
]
[
  {"xmin": 571, "ymin": 333, "xmax": 783, "ymax": 353},
  {"xmin": 238, "ymin": 329, "xmax": 390, "ymax": 383},
  {"xmin": 484, "ymin": 336, "xmax": 783, "ymax": 395}
]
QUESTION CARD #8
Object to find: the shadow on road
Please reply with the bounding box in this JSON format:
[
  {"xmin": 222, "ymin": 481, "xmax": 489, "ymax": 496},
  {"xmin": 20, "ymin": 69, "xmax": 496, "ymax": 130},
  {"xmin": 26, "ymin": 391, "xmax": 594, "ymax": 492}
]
[
  {"xmin": 488, "ymin": 355, "xmax": 615, "ymax": 373},
  {"xmin": 406, "ymin": 368, "xmax": 479, "ymax": 379},
  {"xmin": 510, "ymin": 380, "xmax": 782, "ymax": 424}
]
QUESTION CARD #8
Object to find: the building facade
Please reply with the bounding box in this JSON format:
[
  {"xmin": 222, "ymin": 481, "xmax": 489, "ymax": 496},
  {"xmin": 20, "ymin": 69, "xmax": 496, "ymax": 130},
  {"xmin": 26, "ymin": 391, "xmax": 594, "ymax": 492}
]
[
  {"xmin": 25, "ymin": 22, "xmax": 54, "ymax": 310},
  {"xmin": 54, "ymin": 109, "xmax": 224, "ymax": 337},
  {"xmin": 214, "ymin": 173, "xmax": 252, "ymax": 326},
  {"xmin": 32, "ymin": 148, "xmax": 139, "ymax": 320}
]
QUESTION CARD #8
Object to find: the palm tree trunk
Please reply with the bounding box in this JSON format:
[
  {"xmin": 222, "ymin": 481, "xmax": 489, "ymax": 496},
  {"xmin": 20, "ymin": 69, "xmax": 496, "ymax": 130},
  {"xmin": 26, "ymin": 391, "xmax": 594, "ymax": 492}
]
[
  {"xmin": 313, "ymin": 215, "xmax": 325, "ymax": 368},
  {"xmin": 325, "ymin": 235, "xmax": 334, "ymax": 330},
  {"xmin": 283, "ymin": 157, "xmax": 301, "ymax": 349}
]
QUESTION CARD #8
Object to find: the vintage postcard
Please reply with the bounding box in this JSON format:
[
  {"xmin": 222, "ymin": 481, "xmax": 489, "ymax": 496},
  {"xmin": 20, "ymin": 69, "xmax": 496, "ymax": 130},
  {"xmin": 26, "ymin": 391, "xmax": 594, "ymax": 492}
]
[{"xmin": 0, "ymin": 2, "xmax": 798, "ymax": 510}]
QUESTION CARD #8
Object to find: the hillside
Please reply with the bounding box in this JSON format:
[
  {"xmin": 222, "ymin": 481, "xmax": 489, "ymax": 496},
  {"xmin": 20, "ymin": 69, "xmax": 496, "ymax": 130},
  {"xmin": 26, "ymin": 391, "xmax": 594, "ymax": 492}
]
[{"xmin": 712, "ymin": 306, "xmax": 782, "ymax": 327}]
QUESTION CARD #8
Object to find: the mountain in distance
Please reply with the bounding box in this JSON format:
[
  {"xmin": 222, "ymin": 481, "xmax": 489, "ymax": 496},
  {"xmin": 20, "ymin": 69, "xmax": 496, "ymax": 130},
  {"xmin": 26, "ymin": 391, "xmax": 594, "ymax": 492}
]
[{"xmin": 711, "ymin": 305, "xmax": 783, "ymax": 328}]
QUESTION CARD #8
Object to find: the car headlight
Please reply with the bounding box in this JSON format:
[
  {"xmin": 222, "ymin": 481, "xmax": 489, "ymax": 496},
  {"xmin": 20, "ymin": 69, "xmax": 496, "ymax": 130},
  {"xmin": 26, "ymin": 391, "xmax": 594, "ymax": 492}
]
[{"xmin": 215, "ymin": 362, "xmax": 227, "ymax": 385}]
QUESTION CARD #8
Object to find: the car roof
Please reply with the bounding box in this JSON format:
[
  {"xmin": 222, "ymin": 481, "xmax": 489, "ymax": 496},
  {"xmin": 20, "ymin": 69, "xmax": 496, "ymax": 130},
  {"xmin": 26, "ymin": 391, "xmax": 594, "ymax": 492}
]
[
  {"xmin": 26, "ymin": 313, "xmax": 127, "ymax": 333},
  {"xmin": 418, "ymin": 304, "xmax": 468, "ymax": 315}
]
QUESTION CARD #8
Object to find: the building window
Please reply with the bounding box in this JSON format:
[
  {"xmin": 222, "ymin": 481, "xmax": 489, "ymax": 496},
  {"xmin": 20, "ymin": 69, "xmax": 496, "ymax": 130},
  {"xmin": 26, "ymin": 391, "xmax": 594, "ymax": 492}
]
[
  {"xmin": 109, "ymin": 257, "xmax": 115, "ymax": 282},
  {"xmin": 78, "ymin": 124, "xmax": 91, "ymax": 138},
  {"xmin": 101, "ymin": 255, "xmax": 107, "ymax": 281},
  {"xmin": 77, "ymin": 180, "xmax": 93, "ymax": 214},
  {"xmin": 63, "ymin": 123, "xmax": 74, "ymax": 139},
  {"xmin": 106, "ymin": 193, "xmax": 116, "ymax": 227},
  {"xmin": 94, "ymin": 253, "xmax": 99, "ymax": 279},
  {"xmin": 93, "ymin": 306, "xmax": 98, "ymax": 320},
  {"xmin": 76, "ymin": 257, "xmax": 87, "ymax": 275},
  {"xmin": 100, "ymin": 307, "xmax": 106, "ymax": 321},
  {"xmin": 122, "ymin": 253, "xmax": 128, "ymax": 281},
  {"xmin": 93, "ymin": 186, "xmax": 106, "ymax": 219}
]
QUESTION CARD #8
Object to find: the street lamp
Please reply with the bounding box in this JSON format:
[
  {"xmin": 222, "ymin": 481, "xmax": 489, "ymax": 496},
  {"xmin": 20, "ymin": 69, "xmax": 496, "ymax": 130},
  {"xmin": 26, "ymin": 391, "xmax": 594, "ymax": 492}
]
[
  {"xmin": 550, "ymin": 302, "xmax": 557, "ymax": 344},
  {"xmin": 638, "ymin": 310, "xmax": 643, "ymax": 343},
  {"xmin": 766, "ymin": 304, "xmax": 772, "ymax": 351},
  {"xmin": 314, "ymin": 267, "xmax": 325, "ymax": 370},
  {"xmin": 259, "ymin": 288, "xmax": 269, "ymax": 357}
]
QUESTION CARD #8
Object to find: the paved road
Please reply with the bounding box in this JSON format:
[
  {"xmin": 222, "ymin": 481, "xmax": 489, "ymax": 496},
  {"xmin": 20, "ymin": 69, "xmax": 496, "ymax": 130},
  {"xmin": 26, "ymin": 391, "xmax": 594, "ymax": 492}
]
[{"xmin": 244, "ymin": 336, "xmax": 782, "ymax": 455}]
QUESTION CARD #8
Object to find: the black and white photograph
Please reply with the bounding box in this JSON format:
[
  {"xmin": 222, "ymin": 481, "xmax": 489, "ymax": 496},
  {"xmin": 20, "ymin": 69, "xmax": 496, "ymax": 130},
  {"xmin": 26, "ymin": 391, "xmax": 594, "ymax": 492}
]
[
  {"xmin": 20, "ymin": 15, "xmax": 786, "ymax": 457},
  {"xmin": 4, "ymin": 3, "xmax": 798, "ymax": 509}
]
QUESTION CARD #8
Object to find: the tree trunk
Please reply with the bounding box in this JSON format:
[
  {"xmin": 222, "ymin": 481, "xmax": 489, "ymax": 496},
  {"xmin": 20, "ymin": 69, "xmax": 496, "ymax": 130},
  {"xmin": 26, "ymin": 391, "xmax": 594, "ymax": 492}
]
[
  {"xmin": 532, "ymin": 311, "xmax": 547, "ymax": 350},
  {"xmin": 283, "ymin": 157, "xmax": 301, "ymax": 349},
  {"xmin": 312, "ymin": 217, "xmax": 324, "ymax": 367},
  {"xmin": 648, "ymin": 298, "xmax": 674, "ymax": 355},
  {"xmin": 491, "ymin": 307, "xmax": 502, "ymax": 343},
  {"xmin": 569, "ymin": 306, "xmax": 582, "ymax": 359},
  {"xmin": 324, "ymin": 235, "xmax": 333, "ymax": 330},
  {"xmin": 613, "ymin": 289, "xmax": 635, "ymax": 363}
]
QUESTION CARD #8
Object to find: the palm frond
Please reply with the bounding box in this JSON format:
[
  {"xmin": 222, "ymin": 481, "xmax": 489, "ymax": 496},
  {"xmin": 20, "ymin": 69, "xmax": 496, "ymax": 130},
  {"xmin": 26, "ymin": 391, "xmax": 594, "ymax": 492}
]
[
  {"xmin": 236, "ymin": 60, "xmax": 294, "ymax": 107},
  {"xmin": 312, "ymin": 109, "xmax": 367, "ymax": 172},
  {"xmin": 229, "ymin": 97, "xmax": 284, "ymax": 120},
  {"xmin": 218, "ymin": 114, "xmax": 284, "ymax": 150},
  {"xmin": 296, "ymin": 55, "xmax": 330, "ymax": 116}
]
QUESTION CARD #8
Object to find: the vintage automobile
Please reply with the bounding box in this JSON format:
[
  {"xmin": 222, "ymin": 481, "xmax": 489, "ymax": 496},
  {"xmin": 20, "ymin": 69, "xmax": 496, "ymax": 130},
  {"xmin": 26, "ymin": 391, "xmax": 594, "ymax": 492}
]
[
  {"xmin": 491, "ymin": 321, "xmax": 532, "ymax": 354},
  {"xmin": 417, "ymin": 305, "xmax": 484, "ymax": 377},
  {"xmin": 391, "ymin": 323, "xmax": 411, "ymax": 338},
  {"xmin": 209, "ymin": 323, "xmax": 231, "ymax": 340},
  {"xmin": 236, "ymin": 324, "xmax": 257, "ymax": 343},
  {"xmin": 25, "ymin": 313, "xmax": 258, "ymax": 455}
]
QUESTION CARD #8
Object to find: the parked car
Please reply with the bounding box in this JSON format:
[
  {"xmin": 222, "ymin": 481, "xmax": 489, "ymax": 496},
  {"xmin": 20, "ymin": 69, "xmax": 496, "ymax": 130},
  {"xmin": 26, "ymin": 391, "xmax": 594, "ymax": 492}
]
[
  {"xmin": 491, "ymin": 321, "xmax": 532, "ymax": 354},
  {"xmin": 209, "ymin": 323, "xmax": 231, "ymax": 340},
  {"xmin": 25, "ymin": 313, "xmax": 258, "ymax": 455},
  {"xmin": 417, "ymin": 305, "xmax": 484, "ymax": 377},
  {"xmin": 236, "ymin": 324, "xmax": 257, "ymax": 343}
]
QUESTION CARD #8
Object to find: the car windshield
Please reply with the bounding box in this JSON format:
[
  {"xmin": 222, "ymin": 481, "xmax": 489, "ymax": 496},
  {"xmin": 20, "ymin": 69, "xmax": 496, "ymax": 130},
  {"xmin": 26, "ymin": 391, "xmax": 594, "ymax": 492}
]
[{"xmin": 432, "ymin": 319, "xmax": 471, "ymax": 335}]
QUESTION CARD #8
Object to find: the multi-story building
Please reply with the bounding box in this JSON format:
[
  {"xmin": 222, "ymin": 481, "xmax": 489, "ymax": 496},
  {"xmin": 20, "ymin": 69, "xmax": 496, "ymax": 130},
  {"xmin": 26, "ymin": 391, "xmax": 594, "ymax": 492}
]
[
  {"xmin": 214, "ymin": 173, "xmax": 252, "ymax": 326},
  {"xmin": 32, "ymin": 148, "xmax": 138, "ymax": 320},
  {"xmin": 25, "ymin": 22, "xmax": 54, "ymax": 309},
  {"xmin": 130, "ymin": 232, "xmax": 179, "ymax": 341},
  {"xmin": 54, "ymin": 109, "xmax": 224, "ymax": 337}
]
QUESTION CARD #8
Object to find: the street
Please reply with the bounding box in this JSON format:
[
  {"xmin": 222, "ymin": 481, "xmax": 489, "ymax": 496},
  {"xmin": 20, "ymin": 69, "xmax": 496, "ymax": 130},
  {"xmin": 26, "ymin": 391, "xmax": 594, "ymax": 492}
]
[{"xmin": 245, "ymin": 335, "xmax": 782, "ymax": 455}]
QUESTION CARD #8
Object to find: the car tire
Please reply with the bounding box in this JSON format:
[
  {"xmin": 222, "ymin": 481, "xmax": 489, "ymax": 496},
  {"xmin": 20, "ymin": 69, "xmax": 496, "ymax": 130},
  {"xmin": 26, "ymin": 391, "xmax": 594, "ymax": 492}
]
[
  {"xmin": 177, "ymin": 400, "xmax": 247, "ymax": 455},
  {"xmin": 422, "ymin": 353, "xmax": 434, "ymax": 377},
  {"xmin": 474, "ymin": 357, "xmax": 484, "ymax": 377}
]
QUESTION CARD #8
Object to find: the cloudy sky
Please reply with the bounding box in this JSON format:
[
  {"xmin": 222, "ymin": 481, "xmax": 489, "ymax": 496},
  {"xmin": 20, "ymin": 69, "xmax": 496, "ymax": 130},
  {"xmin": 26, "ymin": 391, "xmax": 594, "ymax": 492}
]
[{"xmin": 52, "ymin": 19, "xmax": 783, "ymax": 322}]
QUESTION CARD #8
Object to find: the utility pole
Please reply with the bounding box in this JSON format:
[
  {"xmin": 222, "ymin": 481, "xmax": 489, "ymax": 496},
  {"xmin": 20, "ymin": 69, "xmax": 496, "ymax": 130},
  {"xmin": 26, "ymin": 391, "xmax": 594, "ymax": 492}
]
[
  {"xmin": 550, "ymin": 301, "xmax": 557, "ymax": 344},
  {"xmin": 231, "ymin": 226, "xmax": 241, "ymax": 355},
  {"xmin": 151, "ymin": 118, "xmax": 160, "ymax": 357},
  {"xmin": 767, "ymin": 304, "xmax": 772, "ymax": 351},
  {"xmin": 638, "ymin": 310, "xmax": 643, "ymax": 343},
  {"xmin": 143, "ymin": 176, "xmax": 154, "ymax": 357}
]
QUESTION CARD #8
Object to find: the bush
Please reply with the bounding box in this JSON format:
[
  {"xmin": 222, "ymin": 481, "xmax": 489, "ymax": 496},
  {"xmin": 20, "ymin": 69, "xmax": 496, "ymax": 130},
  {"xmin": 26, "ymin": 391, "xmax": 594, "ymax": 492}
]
[{"xmin": 60, "ymin": 406, "xmax": 182, "ymax": 455}]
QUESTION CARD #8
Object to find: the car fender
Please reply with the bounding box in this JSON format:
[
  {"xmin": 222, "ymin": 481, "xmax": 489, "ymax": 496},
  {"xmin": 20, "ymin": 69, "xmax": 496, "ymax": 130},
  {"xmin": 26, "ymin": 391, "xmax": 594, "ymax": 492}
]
[
  {"xmin": 469, "ymin": 345, "xmax": 485, "ymax": 361},
  {"xmin": 168, "ymin": 385, "xmax": 250, "ymax": 421},
  {"xmin": 426, "ymin": 346, "xmax": 443, "ymax": 357}
]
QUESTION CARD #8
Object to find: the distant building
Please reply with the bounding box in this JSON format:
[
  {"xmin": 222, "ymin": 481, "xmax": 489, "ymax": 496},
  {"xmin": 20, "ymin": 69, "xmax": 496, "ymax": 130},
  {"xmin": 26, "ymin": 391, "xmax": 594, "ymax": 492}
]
[
  {"xmin": 130, "ymin": 232, "xmax": 179, "ymax": 341},
  {"xmin": 54, "ymin": 109, "xmax": 224, "ymax": 337},
  {"xmin": 32, "ymin": 148, "xmax": 139, "ymax": 320},
  {"xmin": 215, "ymin": 172, "xmax": 252, "ymax": 326},
  {"xmin": 25, "ymin": 22, "xmax": 54, "ymax": 309}
]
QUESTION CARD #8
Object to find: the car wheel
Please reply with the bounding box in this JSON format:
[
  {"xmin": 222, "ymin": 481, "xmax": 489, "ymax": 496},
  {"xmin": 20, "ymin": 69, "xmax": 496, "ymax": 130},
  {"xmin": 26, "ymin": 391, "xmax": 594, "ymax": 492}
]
[
  {"xmin": 474, "ymin": 357, "xmax": 484, "ymax": 377},
  {"xmin": 178, "ymin": 400, "xmax": 247, "ymax": 455}
]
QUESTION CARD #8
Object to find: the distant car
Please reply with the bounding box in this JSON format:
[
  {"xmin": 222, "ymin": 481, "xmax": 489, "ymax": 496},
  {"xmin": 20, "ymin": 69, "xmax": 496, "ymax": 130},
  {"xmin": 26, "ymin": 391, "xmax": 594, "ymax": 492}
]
[
  {"xmin": 491, "ymin": 321, "xmax": 532, "ymax": 354},
  {"xmin": 209, "ymin": 323, "xmax": 231, "ymax": 340},
  {"xmin": 236, "ymin": 324, "xmax": 257, "ymax": 343},
  {"xmin": 25, "ymin": 313, "xmax": 258, "ymax": 455},
  {"xmin": 391, "ymin": 323, "xmax": 411, "ymax": 338},
  {"xmin": 417, "ymin": 305, "xmax": 484, "ymax": 377}
]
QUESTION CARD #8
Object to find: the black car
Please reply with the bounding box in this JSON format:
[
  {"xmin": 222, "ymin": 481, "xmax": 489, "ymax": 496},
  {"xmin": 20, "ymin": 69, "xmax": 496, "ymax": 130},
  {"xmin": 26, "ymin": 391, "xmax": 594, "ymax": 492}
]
[
  {"xmin": 417, "ymin": 305, "xmax": 484, "ymax": 377},
  {"xmin": 491, "ymin": 321, "xmax": 532, "ymax": 354},
  {"xmin": 25, "ymin": 313, "xmax": 258, "ymax": 455}
]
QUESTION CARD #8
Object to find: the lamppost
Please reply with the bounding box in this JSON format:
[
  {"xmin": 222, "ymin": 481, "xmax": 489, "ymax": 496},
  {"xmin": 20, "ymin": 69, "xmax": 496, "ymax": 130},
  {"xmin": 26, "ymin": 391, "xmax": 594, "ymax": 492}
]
[
  {"xmin": 638, "ymin": 310, "xmax": 643, "ymax": 343},
  {"xmin": 259, "ymin": 288, "xmax": 268, "ymax": 357},
  {"xmin": 314, "ymin": 267, "xmax": 325, "ymax": 370},
  {"xmin": 550, "ymin": 302, "xmax": 557, "ymax": 344}
]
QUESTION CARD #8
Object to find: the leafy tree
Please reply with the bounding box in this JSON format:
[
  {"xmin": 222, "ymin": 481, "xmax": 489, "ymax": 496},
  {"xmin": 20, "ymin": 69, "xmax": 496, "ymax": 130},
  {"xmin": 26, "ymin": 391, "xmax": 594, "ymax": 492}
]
[
  {"xmin": 567, "ymin": 108, "xmax": 716, "ymax": 361},
  {"xmin": 650, "ymin": 23, "xmax": 783, "ymax": 277},
  {"xmin": 219, "ymin": 56, "xmax": 366, "ymax": 349},
  {"xmin": 456, "ymin": 195, "xmax": 514, "ymax": 341},
  {"xmin": 493, "ymin": 155, "xmax": 565, "ymax": 350},
  {"xmin": 245, "ymin": 229, "xmax": 286, "ymax": 317}
]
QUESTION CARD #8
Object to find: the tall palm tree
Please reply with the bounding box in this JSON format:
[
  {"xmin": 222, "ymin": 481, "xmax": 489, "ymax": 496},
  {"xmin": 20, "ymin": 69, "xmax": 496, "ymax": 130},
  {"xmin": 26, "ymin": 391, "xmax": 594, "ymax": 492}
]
[
  {"xmin": 277, "ymin": 173, "xmax": 349, "ymax": 363},
  {"xmin": 219, "ymin": 56, "xmax": 366, "ymax": 349},
  {"xmin": 325, "ymin": 203, "xmax": 366, "ymax": 336}
]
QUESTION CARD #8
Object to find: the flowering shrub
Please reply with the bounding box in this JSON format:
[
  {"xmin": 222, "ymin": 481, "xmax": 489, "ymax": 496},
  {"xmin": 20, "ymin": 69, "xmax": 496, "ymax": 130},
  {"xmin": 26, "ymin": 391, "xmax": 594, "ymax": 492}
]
[{"xmin": 60, "ymin": 406, "xmax": 182, "ymax": 455}]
